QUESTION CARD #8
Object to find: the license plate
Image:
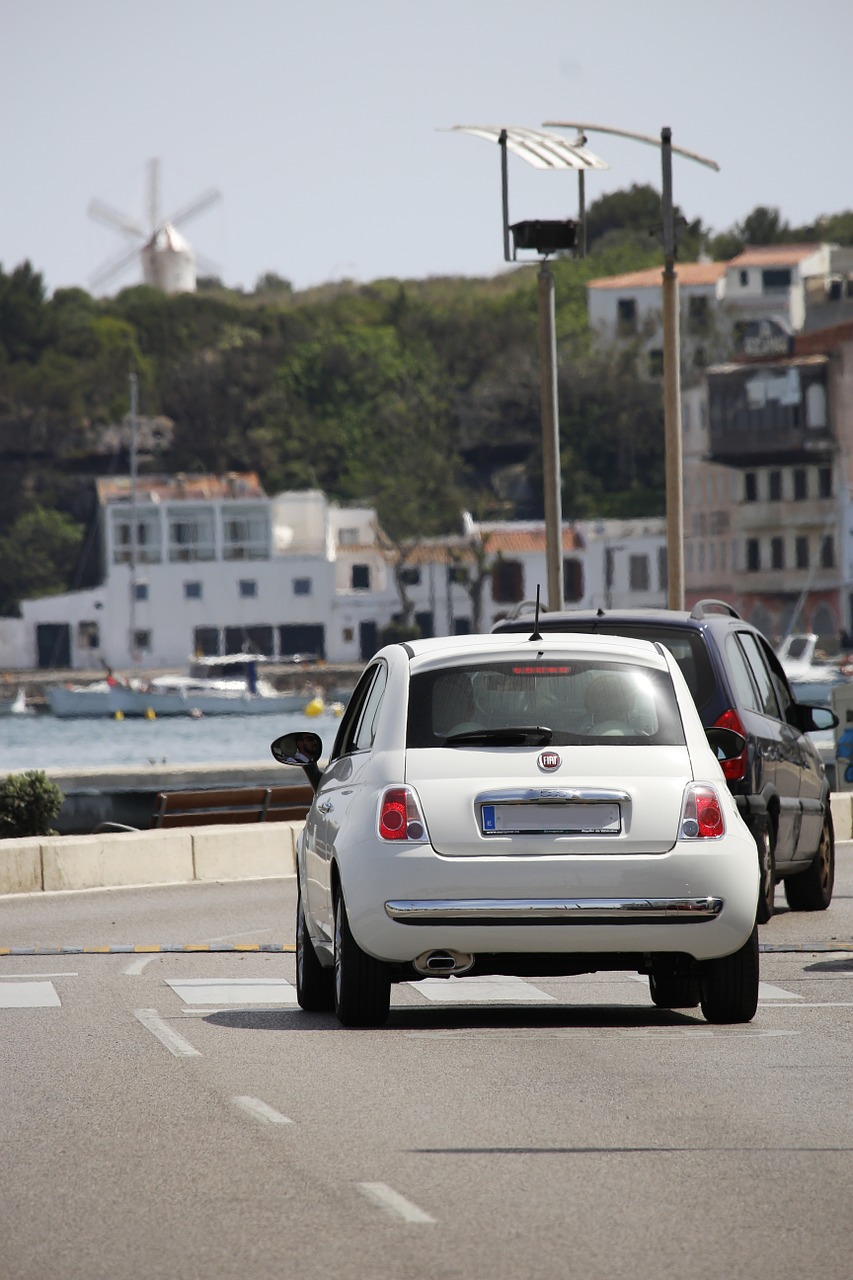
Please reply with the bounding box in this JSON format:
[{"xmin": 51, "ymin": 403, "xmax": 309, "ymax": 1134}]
[{"xmin": 480, "ymin": 802, "xmax": 621, "ymax": 836}]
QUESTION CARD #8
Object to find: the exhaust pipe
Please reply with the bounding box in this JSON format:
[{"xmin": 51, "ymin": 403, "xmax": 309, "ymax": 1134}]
[{"xmin": 413, "ymin": 949, "xmax": 475, "ymax": 977}]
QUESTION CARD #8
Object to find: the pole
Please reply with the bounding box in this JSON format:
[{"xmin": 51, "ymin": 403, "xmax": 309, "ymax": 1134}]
[
  {"xmin": 129, "ymin": 371, "xmax": 139, "ymax": 664},
  {"xmin": 660, "ymin": 128, "xmax": 684, "ymax": 610},
  {"xmin": 537, "ymin": 262, "xmax": 564, "ymax": 611},
  {"xmin": 499, "ymin": 130, "xmax": 511, "ymax": 261}
]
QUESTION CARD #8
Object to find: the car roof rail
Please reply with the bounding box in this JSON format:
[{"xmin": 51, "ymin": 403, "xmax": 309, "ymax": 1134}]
[{"xmin": 690, "ymin": 598, "xmax": 743, "ymax": 621}]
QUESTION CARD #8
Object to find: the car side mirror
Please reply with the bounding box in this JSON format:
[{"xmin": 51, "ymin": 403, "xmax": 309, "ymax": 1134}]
[
  {"xmin": 705, "ymin": 726, "xmax": 746, "ymax": 761},
  {"xmin": 270, "ymin": 731, "xmax": 324, "ymax": 790},
  {"xmin": 786, "ymin": 702, "xmax": 839, "ymax": 733}
]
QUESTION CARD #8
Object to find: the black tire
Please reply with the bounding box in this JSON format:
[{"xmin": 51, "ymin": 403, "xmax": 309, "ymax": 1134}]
[
  {"xmin": 784, "ymin": 810, "xmax": 835, "ymax": 912},
  {"xmin": 649, "ymin": 967, "xmax": 700, "ymax": 1009},
  {"xmin": 296, "ymin": 891, "xmax": 334, "ymax": 1012},
  {"xmin": 699, "ymin": 925, "xmax": 759, "ymax": 1024},
  {"xmin": 754, "ymin": 822, "xmax": 776, "ymax": 924},
  {"xmin": 334, "ymin": 892, "xmax": 391, "ymax": 1028}
]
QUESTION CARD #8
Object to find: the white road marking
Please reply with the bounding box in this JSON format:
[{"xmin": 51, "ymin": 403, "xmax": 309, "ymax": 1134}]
[
  {"xmin": 758, "ymin": 982, "xmax": 803, "ymax": 1000},
  {"xmin": 123, "ymin": 956, "xmax": 157, "ymax": 976},
  {"xmin": 0, "ymin": 971, "xmax": 77, "ymax": 979},
  {"xmin": 166, "ymin": 978, "xmax": 299, "ymax": 1006},
  {"xmin": 406, "ymin": 1027, "xmax": 800, "ymax": 1040},
  {"xmin": 233, "ymin": 1096, "xmax": 292, "ymax": 1125},
  {"xmin": 410, "ymin": 974, "xmax": 555, "ymax": 1003},
  {"xmin": 357, "ymin": 1182, "xmax": 436, "ymax": 1224},
  {"xmin": 0, "ymin": 981, "xmax": 61, "ymax": 1008},
  {"xmin": 133, "ymin": 1008, "xmax": 201, "ymax": 1057}
]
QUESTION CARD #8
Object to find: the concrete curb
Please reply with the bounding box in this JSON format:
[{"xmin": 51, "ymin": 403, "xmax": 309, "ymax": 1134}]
[
  {"xmin": 0, "ymin": 823, "xmax": 300, "ymax": 896},
  {"xmin": 2, "ymin": 797, "xmax": 852, "ymax": 898}
]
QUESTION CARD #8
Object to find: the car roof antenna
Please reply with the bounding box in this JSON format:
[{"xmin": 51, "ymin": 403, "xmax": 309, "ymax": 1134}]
[{"xmin": 529, "ymin": 585, "xmax": 543, "ymax": 642}]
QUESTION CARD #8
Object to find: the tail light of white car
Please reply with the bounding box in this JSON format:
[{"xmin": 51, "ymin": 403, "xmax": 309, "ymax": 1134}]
[
  {"xmin": 679, "ymin": 783, "xmax": 726, "ymax": 840},
  {"xmin": 378, "ymin": 787, "xmax": 430, "ymax": 842}
]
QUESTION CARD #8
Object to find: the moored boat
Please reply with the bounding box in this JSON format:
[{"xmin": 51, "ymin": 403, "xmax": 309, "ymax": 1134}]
[{"xmin": 46, "ymin": 655, "xmax": 315, "ymax": 718}]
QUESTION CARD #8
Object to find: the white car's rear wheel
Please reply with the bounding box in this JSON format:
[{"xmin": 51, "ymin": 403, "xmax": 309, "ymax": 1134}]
[
  {"xmin": 334, "ymin": 892, "xmax": 391, "ymax": 1028},
  {"xmin": 699, "ymin": 925, "xmax": 759, "ymax": 1024}
]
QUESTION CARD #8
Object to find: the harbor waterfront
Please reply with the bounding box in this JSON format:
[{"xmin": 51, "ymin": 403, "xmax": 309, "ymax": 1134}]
[{"xmin": 0, "ymin": 706, "xmax": 347, "ymax": 774}]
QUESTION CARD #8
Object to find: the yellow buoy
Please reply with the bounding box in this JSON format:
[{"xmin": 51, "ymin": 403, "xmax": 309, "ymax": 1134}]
[
  {"xmin": 145, "ymin": 707, "xmax": 156, "ymax": 720},
  {"xmin": 304, "ymin": 696, "xmax": 325, "ymax": 717},
  {"xmin": 114, "ymin": 710, "xmax": 124, "ymax": 721}
]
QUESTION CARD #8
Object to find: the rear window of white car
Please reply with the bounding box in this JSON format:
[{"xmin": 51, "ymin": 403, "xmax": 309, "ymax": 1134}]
[{"xmin": 407, "ymin": 660, "xmax": 686, "ymax": 749}]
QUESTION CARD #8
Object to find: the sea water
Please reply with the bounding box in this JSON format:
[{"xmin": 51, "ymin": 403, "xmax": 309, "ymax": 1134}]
[{"xmin": 0, "ymin": 709, "xmax": 346, "ymax": 773}]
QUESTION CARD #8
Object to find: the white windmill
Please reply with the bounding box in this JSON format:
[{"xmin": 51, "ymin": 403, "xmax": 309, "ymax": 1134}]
[{"xmin": 88, "ymin": 158, "xmax": 222, "ymax": 295}]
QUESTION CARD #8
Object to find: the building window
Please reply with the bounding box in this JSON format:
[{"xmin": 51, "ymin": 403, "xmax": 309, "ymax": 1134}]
[
  {"xmin": 768, "ymin": 470, "xmax": 782, "ymax": 501},
  {"xmin": 762, "ymin": 268, "xmax": 792, "ymax": 291},
  {"xmin": 492, "ymin": 560, "xmax": 524, "ymax": 604},
  {"xmin": 399, "ymin": 567, "xmax": 421, "ymax": 586},
  {"xmin": 293, "ymin": 578, "xmax": 312, "ymax": 596},
  {"xmin": 78, "ymin": 621, "xmax": 100, "ymax": 649},
  {"xmin": 339, "ymin": 528, "xmax": 359, "ymax": 546},
  {"xmin": 818, "ymin": 467, "xmax": 832, "ymax": 498},
  {"xmin": 448, "ymin": 563, "xmax": 469, "ymax": 586},
  {"xmin": 342, "ymin": 627, "xmax": 354, "ymax": 643},
  {"xmin": 351, "ymin": 564, "xmax": 370, "ymax": 590},
  {"xmin": 744, "ymin": 472, "xmax": 758, "ymax": 502},
  {"xmin": 184, "ymin": 581, "xmax": 202, "ymax": 600},
  {"xmin": 821, "ymin": 536, "xmax": 835, "ymax": 568},
  {"xmin": 169, "ymin": 508, "xmax": 216, "ymax": 562},
  {"xmin": 133, "ymin": 582, "xmax": 148, "ymax": 602},
  {"xmin": 617, "ymin": 298, "xmax": 637, "ymax": 334},
  {"xmin": 629, "ymin": 554, "xmax": 650, "ymax": 592},
  {"xmin": 239, "ymin": 580, "xmax": 257, "ymax": 598},
  {"xmin": 688, "ymin": 296, "xmax": 709, "ymax": 332},
  {"xmin": 563, "ymin": 557, "xmax": 584, "ymax": 603},
  {"xmin": 133, "ymin": 630, "xmax": 151, "ymax": 652},
  {"xmin": 793, "ymin": 469, "xmax": 807, "ymax": 500},
  {"xmin": 771, "ymin": 537, "xmax": 784, "ymax": 570},
  {"xmin": 739, "ymin": 269, "xmax": 748, "ymax": 287},
  {"xmin": 222, "ymin": 508, "xmax": 270, "ymax": 561},
  {"xmin": 648, "ymin": 349, "xmax": 664, "ymax": 378},
  {"xmin": 796, "ymin": 536, "xmax": 809, "ymax": 569},
  {"xmin": 746, "ymin": 539, "xmax": 761, "ymax": 572},
  {"xmin": 194, "ymin": 626, "xmax": 220, "ymax": 656}
]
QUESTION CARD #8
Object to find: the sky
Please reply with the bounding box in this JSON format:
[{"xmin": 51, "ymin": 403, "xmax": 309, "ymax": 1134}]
[{"xmin": 3, "ymin": 0, "xmax": 853, "ymax": 298}]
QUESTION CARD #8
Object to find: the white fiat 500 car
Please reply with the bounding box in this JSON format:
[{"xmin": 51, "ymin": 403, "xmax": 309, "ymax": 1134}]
[{"xmin": 271, "ymin": 631, "xmax": 760, "ymax": 1028}]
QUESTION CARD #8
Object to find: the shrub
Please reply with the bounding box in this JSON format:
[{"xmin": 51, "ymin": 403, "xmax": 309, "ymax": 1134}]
[{"xmin": 0, "ymin": 770, "xmax": 64, "ymax": 838}]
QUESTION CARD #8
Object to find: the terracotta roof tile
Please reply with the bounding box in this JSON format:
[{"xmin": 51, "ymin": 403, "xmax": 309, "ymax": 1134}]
[
  {"xmin": 97, "ymin": 472, "xmax": 265, "ymax": 504},
  {"xmin": 727, "ymin": 244, "xmax": 824, "ymax": 267},
  {"xmin": 588, "ymin": 262, "xmax": 726, "ymax": 290}
]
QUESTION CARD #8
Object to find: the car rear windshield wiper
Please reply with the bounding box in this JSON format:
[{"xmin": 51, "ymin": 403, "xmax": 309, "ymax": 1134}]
[{"xmin": 444, "ymin": 725, "xmax": 554, "ymax": 746}]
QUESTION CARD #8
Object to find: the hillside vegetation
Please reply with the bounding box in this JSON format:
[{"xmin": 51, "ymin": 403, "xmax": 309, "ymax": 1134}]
[{"xmin": 1, "ymin": 188, "xmax": 851, "ymax": 615}]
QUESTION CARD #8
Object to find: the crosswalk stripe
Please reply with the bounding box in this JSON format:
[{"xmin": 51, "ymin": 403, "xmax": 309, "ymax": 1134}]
[
  {"xmin": 167, "ymin": 978, "xmax": 299, "ymax": 1006},
  {"xmin": 0, "ymin": 981, "xmax": 61, "ymax": 1008},
  {"xmin": 410, "ymin": 974, "xmax": 555, "ymax": 1003}
]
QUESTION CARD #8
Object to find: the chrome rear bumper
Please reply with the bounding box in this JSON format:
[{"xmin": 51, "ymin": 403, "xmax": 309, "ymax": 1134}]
[{"xmin": 384, "ymin": 897, "xmax": 724, "ymax": 926}]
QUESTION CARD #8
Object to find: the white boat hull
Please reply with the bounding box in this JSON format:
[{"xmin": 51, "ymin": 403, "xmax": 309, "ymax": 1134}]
[{"xmin": 46, "ymin": 683, "xmax": 309, "ymax": 719}]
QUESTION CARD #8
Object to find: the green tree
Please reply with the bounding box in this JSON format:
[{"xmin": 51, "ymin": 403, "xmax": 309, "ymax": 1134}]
[{"xmin": 0, "ymin": 506, "xmax": 85, "ymax": 615}]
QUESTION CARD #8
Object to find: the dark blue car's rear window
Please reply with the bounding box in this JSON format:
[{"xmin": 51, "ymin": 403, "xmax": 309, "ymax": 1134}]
[{"xmin": 523, "ymin": 623, "xmax": 717, "ymax": 712}]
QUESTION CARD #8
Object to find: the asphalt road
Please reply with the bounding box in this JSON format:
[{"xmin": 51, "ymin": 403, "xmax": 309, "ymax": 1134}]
[{"xmin": 2, "ymin": 857, "xmax": 853, "ymax": 1280}]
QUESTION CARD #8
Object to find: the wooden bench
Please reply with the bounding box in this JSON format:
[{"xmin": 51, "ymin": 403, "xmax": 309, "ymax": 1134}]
[{"xmin": 152, "ymin": 783, "xmax": 315, "ymax": 829}]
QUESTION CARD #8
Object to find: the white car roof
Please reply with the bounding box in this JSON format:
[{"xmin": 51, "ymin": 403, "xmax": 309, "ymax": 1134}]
[{"xmin": 383, "ymin": 631, "xmax": 668, "ymax": 673}]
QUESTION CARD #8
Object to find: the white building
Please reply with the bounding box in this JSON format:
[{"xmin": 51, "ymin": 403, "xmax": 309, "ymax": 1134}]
[{"xmin": 5, "ymin": 473, "xmax": 669, "ymax": 672}]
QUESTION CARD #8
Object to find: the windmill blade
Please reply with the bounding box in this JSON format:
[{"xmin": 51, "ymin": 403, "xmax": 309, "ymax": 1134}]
[
  {"xmin": 89, "ymin": 243, "xmax": 141, "ymax": 292},
  {"xmin": 87, "ymin": 198, "xmax": 146, "ymax": 239},
  {"xmin": 167, "ymin": 187, "xmax": 222, "ymax": 229}
]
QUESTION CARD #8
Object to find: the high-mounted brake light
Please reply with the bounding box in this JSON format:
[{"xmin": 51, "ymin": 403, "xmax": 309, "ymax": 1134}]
[
  {"xmin": 378, "ymin": 787, "xmax": 428, "ymax": 842},
  {"xmin": 680, "ymin": 783, "xmax": 726, "ymax": 840},
  {"xmin": 712, "ymin": 708, "xmax": 748, "ymax": 782}
]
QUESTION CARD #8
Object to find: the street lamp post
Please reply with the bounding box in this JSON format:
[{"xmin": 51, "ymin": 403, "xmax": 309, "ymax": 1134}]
[
  {"xmin": 448, "ymin": 125, "xmax": 608, "ymax": 610},
  {"xmin": 544, "ymin": 119, "xmax": 719, "ymax": 611}
]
